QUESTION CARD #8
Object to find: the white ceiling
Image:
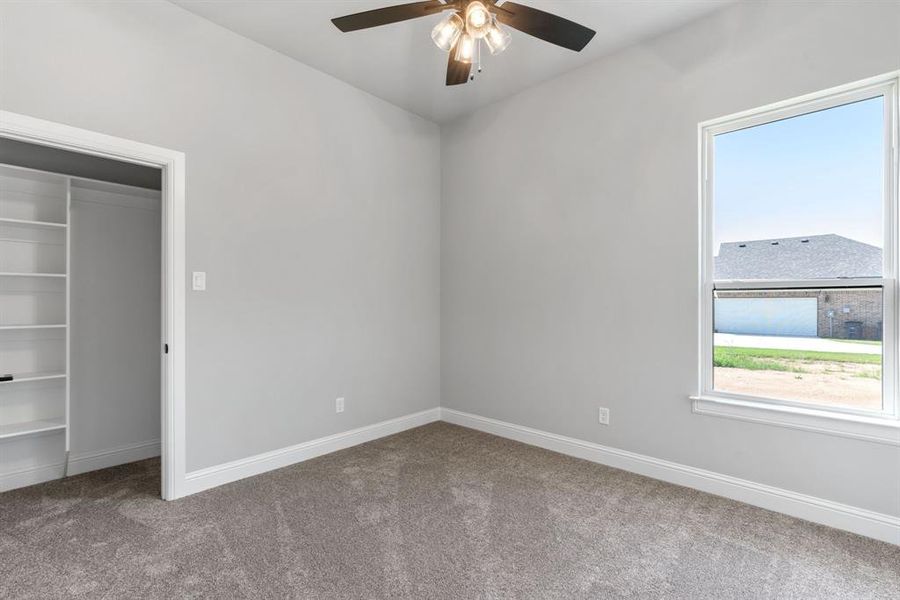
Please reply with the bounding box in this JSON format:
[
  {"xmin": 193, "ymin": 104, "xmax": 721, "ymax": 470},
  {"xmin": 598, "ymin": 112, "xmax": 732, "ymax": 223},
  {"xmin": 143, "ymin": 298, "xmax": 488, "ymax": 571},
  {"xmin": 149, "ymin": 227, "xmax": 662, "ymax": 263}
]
[{"xmin": 172, "ymin": 0, "xmax": 733, "ymax": 123}]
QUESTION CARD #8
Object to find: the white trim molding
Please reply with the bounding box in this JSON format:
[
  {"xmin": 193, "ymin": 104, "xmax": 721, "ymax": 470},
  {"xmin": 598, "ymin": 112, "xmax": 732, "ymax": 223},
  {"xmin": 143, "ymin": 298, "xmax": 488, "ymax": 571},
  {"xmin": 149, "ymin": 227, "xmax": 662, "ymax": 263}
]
[
  {"xmin": 696, "ymin": 71, "xmax": 900, "ymax": 437},
  {"xmin": 0, "ymin": 439, "xmax": 161, "ymax": 492},
  {"xmin": 181, "ymin": 408, "xmax": 442, "ymax": 497},
  {"xmin": 6, "ymin": 406, "xmax": 896, "ymax": 545},
  {"xmin": 692, "ymin": 395, "xmax": 900, "ymax": 446},
  {"xmin": 67, "ymin": 439, "xmax": 161, "ymax": 476},
  {"xmin": 0, "ymin": 463, "xmax": 65, "ymax": 493},
  {"xmin": 0, "ymin": 110, "xmax": 187, "ymax": 500},
  {"xmin": 440, "ymin": 408, "xmax": 900, "ymax": 545}
]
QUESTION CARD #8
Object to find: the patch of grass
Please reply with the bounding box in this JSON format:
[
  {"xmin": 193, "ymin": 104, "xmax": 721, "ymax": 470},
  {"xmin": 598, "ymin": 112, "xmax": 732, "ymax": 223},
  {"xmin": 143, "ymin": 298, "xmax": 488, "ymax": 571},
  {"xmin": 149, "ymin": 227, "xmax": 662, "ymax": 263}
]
[
  {"xmin": 713, "ymin": 348, "xmax": 807, "ymax": 372},
  {"xmin": 852, "ymin": 370, "xmax": 883, "ymax": 380},
  {"xmin": 714, "ymin": 346, "xmax": 881, "ymax": 366}
]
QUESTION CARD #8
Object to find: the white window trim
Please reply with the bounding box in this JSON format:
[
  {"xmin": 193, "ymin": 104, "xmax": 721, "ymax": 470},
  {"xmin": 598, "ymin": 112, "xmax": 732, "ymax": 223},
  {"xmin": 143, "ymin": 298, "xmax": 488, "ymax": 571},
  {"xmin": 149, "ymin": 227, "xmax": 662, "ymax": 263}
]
[{"xmin": 694, "ymin": 72, "xmax": 900, "ymax": 446}]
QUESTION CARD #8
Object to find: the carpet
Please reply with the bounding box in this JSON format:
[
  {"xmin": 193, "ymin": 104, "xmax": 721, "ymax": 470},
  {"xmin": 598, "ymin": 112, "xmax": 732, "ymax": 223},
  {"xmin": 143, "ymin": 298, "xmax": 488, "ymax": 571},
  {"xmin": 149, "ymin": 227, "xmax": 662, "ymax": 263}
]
[{"xmin": 1, "ymin": 422, "xmax": 898, "ymax": 599}]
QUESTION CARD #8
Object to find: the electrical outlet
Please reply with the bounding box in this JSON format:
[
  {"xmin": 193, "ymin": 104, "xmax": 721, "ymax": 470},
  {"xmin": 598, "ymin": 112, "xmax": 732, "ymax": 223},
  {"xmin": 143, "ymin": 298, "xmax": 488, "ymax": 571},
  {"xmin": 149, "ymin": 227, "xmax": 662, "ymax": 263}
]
[
  {"xmin": 336, "ymin": 397, "xmax": 345, "ymax": 413},
  {"xmin": 598, "ymin": 407, "xmax": 610, "ymax": 425}
]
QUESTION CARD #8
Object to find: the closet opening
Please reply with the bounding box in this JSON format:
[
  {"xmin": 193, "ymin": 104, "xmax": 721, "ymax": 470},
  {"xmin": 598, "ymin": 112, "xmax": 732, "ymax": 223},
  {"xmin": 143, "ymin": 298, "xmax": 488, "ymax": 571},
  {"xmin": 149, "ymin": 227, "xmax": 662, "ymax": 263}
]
[{"xmin": 0, "ymin": 137, "xmax": 167, "ymax": 498}]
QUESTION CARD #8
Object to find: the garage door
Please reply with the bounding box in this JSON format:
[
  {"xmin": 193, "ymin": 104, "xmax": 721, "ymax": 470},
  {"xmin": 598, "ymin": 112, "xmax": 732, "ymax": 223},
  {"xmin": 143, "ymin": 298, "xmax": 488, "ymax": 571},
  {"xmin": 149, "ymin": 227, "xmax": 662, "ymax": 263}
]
[{"xmin": 714, "ymin": 297, "xmax": 817, "ymax": 337}]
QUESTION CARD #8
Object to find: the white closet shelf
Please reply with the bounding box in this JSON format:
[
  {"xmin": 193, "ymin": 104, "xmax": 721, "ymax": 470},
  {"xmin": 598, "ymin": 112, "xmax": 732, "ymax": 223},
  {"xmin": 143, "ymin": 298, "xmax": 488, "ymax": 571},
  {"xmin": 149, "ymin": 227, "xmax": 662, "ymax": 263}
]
[
  {"xmin": 0, "ymin": 418, "xmax": 66, "ymax": 440},
  {"xmin": 0, "ymin": 371, "xmax": 67, "ymax": 384},
  {"xmin": 0, "ymin": 272, "xmax": 66, "ymax": 278},
  {"xmin": 0, "ymin": 217, "xmax": 67, "ymax": 229},
  {"xmin": 0, "ymin": 324, "xmax": 67, "ymax": 330},
  {"xmin": 0, "ymin": 239, "xmax": 65, "ymax": 246}
]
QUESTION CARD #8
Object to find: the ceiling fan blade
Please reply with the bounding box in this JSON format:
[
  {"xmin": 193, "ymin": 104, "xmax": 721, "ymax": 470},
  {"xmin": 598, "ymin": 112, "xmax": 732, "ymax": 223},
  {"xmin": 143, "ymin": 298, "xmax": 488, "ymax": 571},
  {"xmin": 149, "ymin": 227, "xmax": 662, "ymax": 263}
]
[
  {"xmin": 332, "ymin": 1, "xmax": 445, "ymax": 32},
  {"xmin": 446, "ymin": 39, "xmax": 471, "ymax": 86},
  {"xmin": 494, "ymin": 2, "xmax": 596, "ymax": 52}
]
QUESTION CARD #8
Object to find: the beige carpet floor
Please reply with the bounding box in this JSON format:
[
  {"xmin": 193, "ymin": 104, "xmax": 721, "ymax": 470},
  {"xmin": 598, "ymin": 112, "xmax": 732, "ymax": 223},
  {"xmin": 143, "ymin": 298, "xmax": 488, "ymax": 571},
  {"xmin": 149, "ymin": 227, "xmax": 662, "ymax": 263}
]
[{"xmin": 1, "ymin": 422, "xmax": 899, "ymax": 599}]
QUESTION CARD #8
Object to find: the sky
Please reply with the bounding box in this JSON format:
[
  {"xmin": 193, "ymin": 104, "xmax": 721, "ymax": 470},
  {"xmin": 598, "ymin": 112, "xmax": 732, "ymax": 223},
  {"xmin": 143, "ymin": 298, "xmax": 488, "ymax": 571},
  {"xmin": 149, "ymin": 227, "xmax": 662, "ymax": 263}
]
[{"xmin": 714, "ymin": 95, "xmax": 885, "ymax": 254}]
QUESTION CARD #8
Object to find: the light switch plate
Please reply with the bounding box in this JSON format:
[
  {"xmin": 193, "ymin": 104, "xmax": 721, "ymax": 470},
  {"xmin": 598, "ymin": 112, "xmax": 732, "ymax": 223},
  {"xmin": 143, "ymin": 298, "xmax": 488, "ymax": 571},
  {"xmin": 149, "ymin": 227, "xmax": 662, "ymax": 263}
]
[{"xmin": 192, "ymin": 271, "xmax": 206, "ymax": 291}]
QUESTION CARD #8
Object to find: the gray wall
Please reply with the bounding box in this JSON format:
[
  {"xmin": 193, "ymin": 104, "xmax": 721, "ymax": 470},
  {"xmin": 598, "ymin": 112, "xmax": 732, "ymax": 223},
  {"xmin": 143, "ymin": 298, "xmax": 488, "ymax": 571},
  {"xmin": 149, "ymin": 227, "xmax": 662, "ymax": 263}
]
[
  {"xmin": 70, "ymin": 180, "xmax": 161, "ymax": 458},
  {"xmin": 441, "ymin": 0, "xmax": 900, "ymax": 516},
  {"xmin": 0, "ymin": 0, "xmax": 441, "ymax": 472}
]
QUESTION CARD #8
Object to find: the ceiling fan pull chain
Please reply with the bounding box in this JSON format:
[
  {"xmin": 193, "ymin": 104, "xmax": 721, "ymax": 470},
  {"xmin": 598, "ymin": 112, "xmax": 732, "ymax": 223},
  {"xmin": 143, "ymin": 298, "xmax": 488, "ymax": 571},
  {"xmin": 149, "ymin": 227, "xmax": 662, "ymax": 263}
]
[{"xmin": 476, "ymin": 39, "xmax": 483, "ymax": 74}]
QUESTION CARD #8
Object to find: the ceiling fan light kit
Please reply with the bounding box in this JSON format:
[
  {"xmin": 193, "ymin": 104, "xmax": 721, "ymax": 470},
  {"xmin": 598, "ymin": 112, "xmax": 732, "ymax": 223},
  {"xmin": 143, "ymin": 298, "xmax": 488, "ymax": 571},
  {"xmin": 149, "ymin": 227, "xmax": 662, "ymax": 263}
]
[
  {"xmin": 484, "ymin": 15, "xmax": 512, "ymax": 55},
  {"xmin": 332, "ymin": 1, "xmax": 597, "ymax": 86},
  {"xmin": 431, "ymin": 11, "xmax": 464, "ymax": 52},
  {"xmin": 464, "ymin": 1, "xmax": 492, "ymax": 39},
  {"xmin": 456, "ymin": 33, "xmax": 478, "ymax": 64}
]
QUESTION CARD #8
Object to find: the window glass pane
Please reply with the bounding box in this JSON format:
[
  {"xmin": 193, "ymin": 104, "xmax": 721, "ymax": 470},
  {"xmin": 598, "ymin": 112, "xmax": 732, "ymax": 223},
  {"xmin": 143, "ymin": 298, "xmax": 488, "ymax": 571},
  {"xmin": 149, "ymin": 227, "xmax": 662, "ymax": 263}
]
[
  {"xmin": 714, "ymin": 97, "xmax": 884, "ymax": 280},
  {"xmin": 713, "ymin": 287, "xmax": 882, "ymax": 412}
]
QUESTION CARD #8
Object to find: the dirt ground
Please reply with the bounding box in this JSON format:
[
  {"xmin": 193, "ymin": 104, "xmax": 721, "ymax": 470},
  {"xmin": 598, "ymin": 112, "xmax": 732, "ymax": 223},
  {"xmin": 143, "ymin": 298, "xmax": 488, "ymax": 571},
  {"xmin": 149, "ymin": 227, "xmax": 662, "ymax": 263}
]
[{"xmin": 714, "ymin": 366, "xmax": 882, "ymax": 411}]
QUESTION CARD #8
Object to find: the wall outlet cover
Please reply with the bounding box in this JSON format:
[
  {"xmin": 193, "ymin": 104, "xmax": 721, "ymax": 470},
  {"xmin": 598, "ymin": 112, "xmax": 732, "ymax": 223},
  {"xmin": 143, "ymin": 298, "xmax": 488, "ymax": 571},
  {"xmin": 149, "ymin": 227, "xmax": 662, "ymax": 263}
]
[
  {"xmin": 336, "ymin": 397, "xmax": 345, "ymax": 413},
  {"xmin": 598, "ymin": 407, "xmax": 610, "ymax": 425}
]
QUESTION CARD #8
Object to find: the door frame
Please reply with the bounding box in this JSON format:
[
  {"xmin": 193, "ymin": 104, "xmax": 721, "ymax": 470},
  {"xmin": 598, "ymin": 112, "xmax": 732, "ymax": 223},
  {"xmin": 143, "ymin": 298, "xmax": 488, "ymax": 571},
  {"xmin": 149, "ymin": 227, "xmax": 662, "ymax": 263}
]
[{"xmin": 0, "ymin": 110, "xmax": 187, "ymax": 500}]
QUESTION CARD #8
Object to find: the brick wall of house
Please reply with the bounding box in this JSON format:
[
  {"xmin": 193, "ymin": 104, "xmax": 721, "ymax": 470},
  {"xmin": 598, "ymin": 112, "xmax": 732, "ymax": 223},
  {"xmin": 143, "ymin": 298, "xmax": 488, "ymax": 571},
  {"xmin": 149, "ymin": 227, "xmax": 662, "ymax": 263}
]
[
  {"xmin": 716, "ymin": 288, "xmax": 882, "ymax": 340},
  {"xmin": 818, "ymin": 288, "xmax": 882, "ymax": 340}
]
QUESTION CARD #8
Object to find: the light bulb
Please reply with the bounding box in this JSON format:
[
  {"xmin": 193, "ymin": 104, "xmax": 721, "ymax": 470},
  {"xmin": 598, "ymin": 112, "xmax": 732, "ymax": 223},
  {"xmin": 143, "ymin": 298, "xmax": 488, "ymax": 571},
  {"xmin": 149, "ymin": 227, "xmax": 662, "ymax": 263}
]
[
  {"xmin": 431, "ymin": 12, "xmax": 464, "ymax": 52},
  {"xmin": 465, "ymin": 1, "xmax": 491, "ymax": 39},
  {"xmin": 468, "ymin": 5, "xmax": 487, "ymax": 28},
  {"xmin": 484, "ymin": 17, "xmax": 511, "ymax": 55},
  {"xmin": 455, "ymin": 33, "xmax": 476, "ymax": 64}
]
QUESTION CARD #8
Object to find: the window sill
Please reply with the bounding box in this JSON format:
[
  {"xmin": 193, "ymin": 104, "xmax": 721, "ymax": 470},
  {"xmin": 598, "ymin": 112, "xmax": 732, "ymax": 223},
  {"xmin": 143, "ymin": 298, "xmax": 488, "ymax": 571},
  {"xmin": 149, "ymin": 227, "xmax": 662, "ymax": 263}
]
[{"xmin": 690, "ymin": 394, "xmax": 900, "ymax": 446}]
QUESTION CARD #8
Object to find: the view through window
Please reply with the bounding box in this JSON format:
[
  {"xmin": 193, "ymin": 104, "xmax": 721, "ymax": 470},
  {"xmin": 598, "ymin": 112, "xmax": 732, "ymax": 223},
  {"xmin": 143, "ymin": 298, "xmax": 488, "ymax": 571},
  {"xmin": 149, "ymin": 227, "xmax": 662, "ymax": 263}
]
[{"xmin": 709, "ymin": 95, "xmax": 887, "ymax": 412}]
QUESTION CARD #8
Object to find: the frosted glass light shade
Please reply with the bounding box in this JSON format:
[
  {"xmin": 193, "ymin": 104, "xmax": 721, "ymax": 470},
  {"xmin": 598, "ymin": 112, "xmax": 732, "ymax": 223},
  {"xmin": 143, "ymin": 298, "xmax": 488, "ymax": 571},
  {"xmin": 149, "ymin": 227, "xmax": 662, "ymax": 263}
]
[
  {"xmin": 484, "ymin": 18, "xmax": 511, "ymax": 55},
  {"xmin": 455, "ymin": 33, "xmax": 476, "ymax": 64},
  {"xmin": 431, "ymin": 12, "xmax": 464, "ymax": 52}
]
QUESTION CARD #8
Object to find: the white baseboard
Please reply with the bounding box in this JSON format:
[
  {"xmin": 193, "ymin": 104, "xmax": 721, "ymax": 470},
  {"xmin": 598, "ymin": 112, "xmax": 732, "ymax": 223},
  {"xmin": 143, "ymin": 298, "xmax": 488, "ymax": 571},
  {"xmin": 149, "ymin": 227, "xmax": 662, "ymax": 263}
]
[
  {"xmin": 0, "ymin": 462, "xmax": 65, "ymax": 493},
  {"xmin": 6, "ymin": 406, "xmax": 897, "ymax": 546},
  {"xmin": 440, "ymin": 408, "xmax": 900, "ymax": 546},
  {"xmin": 181, "ymin": 408, "xmax": 442, "ymax": 497},
  {"xmin": 0, "ymin": 439, "xmax": 160, "ymax": 493},
  {"xmin": 68, "ymin": 439, "xmax": 160, "ymax": 476}
]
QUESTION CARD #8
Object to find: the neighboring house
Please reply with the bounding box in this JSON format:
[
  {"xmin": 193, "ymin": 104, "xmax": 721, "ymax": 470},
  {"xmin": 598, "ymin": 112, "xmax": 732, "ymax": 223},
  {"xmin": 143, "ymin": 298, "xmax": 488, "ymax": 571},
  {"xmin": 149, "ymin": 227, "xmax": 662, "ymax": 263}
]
[{"xmin": 714, "ymin": 234, "xmax": 883, "ymax": 340}]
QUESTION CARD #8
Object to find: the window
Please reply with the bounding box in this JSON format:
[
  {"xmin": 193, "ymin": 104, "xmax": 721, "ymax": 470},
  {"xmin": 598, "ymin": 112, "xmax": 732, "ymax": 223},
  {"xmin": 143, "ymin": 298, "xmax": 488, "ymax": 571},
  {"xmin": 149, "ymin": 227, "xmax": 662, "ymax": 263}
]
[{"xmin": 696, "ymin": 74, "xmax": 900, "ymax": 444}]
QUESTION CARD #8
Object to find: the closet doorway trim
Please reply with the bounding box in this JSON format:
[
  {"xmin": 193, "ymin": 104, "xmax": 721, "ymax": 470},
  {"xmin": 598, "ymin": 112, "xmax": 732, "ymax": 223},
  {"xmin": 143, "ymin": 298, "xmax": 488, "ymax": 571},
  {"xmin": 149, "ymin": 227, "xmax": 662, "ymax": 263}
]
[{"xmin": 0, "ymin": 110, "xmax": 187, "ymax": 500}]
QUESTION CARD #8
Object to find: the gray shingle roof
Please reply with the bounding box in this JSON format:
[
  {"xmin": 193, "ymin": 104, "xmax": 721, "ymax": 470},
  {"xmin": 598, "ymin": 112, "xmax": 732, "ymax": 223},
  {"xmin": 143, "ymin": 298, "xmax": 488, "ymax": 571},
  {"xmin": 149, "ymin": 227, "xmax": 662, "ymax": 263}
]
[{"xmin": 715, "ymin": 234, "xmax": 882, "ymax": 280}]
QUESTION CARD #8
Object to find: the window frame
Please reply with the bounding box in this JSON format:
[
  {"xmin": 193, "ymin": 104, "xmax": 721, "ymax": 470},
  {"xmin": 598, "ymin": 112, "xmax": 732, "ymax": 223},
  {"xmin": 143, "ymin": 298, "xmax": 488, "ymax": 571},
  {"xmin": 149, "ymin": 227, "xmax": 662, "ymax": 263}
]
[{"xmin": 694, "ymin": 73, "xmax": 900, "ymax": 445}]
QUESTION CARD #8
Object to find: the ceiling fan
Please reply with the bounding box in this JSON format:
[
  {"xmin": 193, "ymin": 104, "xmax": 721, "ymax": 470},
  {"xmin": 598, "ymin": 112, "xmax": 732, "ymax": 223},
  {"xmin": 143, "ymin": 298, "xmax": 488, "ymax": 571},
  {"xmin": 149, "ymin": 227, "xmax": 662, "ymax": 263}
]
[{"xmin": 332, "ymin": 1, "xmax": 596, "ymax": 86}]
